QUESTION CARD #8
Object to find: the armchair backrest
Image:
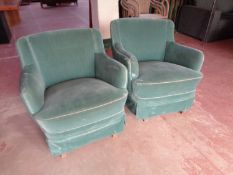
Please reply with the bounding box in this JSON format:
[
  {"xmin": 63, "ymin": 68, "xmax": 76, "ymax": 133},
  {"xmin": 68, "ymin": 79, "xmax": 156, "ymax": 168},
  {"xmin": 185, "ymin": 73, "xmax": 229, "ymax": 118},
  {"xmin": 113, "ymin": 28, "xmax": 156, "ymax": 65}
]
[
  {"xmin": 111, "ymin": 18, "xmax": 174, "ymax": 61},
  {"xmin": 17, "ymin": 29, "xmax": 104, "ymax": 87}
]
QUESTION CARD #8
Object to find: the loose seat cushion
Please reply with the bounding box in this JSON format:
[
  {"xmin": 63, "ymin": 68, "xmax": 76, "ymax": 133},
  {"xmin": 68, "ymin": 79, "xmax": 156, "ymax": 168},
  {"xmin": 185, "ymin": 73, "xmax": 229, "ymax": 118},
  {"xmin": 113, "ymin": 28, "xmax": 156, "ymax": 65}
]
[
  {"xmin": 34, "ymin": 78, "xmax": 127, "ymax": 134},
  {"xmin": 132, "ymin": 61, "xmax": 203, "ymax": 99}
]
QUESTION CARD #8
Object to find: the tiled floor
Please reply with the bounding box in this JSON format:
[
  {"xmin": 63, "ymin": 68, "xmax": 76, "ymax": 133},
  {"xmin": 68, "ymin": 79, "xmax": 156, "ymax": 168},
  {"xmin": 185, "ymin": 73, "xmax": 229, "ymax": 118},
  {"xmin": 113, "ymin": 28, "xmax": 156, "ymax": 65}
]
[
  {"xmin": 1, "ymin": 1, "xmax": 233, "ymax": 175},
  {"xmin": 0, "ymin": 0, "xmax": 88, "ymax": 59}
]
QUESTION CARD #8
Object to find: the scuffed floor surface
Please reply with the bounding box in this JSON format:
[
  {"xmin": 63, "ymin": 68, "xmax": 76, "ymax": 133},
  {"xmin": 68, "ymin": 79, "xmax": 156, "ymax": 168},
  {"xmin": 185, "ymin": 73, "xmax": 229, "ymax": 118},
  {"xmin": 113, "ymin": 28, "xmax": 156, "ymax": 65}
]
[{"xmin": 1, "ymin": 1, "xmax": 233, "ymax": 175}]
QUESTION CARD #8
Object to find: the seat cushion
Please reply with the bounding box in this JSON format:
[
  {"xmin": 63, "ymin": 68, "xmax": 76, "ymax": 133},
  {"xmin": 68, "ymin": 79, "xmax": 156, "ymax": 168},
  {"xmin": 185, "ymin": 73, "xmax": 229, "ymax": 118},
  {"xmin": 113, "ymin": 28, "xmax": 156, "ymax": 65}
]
[
  {"xmin": 34, "ymin": 78, "xmax": 127, "ymax": 134},
  {"xmin": 132, "ymin": 61, "xmax": 202, "ymax": 99}
]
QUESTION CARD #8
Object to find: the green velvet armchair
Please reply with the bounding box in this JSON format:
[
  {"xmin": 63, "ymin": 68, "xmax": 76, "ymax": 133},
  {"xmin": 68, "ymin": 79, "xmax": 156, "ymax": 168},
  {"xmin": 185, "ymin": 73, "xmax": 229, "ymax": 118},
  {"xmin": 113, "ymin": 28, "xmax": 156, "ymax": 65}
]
[
  {"xmin": 111, "ymin": 18, "xmax": 204, "ymax": 119},
  {"xmin": 17, "ymin": 29, "xmax": 128, "ymax": 156}
]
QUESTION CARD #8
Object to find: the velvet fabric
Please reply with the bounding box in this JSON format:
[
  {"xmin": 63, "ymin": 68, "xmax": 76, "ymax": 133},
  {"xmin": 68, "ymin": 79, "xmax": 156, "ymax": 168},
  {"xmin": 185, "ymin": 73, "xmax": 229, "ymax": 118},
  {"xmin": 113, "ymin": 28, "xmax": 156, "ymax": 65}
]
[
  {"xmin": 133, "ymin": 61, "xmax": 202, "ymax": 98},
  {"xmin": 17, "ymin": 29, "xmax": 128, "ymax": 155},
  {"xmin": 111, "ymin": 18, "xmax": 204, "ymax": 119}
]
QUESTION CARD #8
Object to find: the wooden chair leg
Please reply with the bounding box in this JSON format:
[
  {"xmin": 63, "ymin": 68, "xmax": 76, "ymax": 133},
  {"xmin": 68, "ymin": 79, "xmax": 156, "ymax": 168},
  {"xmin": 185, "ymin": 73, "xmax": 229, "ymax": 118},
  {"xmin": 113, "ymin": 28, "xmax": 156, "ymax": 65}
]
[
  {"xmin": 112, "ymin": 133, "xmax": 117, "ymax": 138},
  {"xmin": 60, "ymin": 153, "xmax": 67, "ymax": 159}
]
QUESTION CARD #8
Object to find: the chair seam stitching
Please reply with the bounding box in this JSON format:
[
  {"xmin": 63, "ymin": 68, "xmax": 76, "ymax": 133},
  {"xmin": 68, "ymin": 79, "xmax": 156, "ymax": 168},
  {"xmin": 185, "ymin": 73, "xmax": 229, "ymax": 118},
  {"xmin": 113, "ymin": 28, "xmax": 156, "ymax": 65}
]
[
  {"xmin": 133, "ymin": 90, "xmax": 196, "ymax": 100},
  {"xmin": 44, "ymin": 110, "xmax": 124, "ymax": 135},
  {"xmin": 135, "ymin": 77, "xmax": 201, "ymax": 85},
  {"xmin": 37, "ymin": 94, "xmax": 127, "ymax": 121}
]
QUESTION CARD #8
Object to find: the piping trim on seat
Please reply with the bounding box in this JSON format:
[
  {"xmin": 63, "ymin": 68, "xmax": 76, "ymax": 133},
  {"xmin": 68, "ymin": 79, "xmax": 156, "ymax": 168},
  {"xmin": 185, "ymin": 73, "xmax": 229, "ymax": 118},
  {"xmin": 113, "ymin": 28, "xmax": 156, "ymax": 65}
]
[
  {"xmin": 134, "ymin": 77, "xmax": 201, "ymax": 85},
  {"xmin": 44, "ymin": 110, "xmax": 124, "ymax": 135},
  {"xmin": 133, "ymin": 90, "xmax": 196, "ymax": 100},
  {"xmin": 37, "ymin": 94, "xmax": 127, "ymax": 121},
  {"xmin": 47, "ymin": 114, "xmax": 123, "ymax": 143}
]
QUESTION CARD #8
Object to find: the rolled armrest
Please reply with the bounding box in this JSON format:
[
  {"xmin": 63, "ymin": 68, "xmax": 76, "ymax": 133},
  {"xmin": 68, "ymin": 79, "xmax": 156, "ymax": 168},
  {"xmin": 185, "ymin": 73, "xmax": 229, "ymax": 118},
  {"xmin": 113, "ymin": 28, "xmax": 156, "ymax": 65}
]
[
  {"xmin": 20, "ymin": 65, "xmax": 45, "ymax": 115},
  {"xmin": 112, "ymin": 43, "xmax": 139, "ymax": 80},
  {"xmin": 95, "ymin": 53, "xmax": 128, "ymax": 89},
  {"xmin": 165, "ymin": 42, "xmax": 204, "ymax": 71}
]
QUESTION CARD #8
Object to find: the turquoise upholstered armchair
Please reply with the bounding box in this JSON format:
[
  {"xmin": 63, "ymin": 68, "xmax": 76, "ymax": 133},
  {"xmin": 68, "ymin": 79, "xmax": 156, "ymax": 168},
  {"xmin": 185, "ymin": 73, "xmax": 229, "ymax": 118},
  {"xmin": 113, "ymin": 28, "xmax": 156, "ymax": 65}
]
[
  {"xmin": 17, "ymin": 29, "xmax": 128, "ymax": 155},
  {"xmin": 111, "ymin": 19, "xmax": 204, "ymax": 119}
]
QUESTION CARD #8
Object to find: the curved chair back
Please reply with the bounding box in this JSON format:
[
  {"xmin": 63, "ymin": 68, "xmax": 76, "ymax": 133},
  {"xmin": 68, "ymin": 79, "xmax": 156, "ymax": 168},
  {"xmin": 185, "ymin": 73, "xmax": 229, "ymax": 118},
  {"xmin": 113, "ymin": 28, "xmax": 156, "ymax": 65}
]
[
  {"xmin": 111, "ymin": 18, "xmax": 174, "ymax": 61},
  {"xmin": 17, "ymin": 29, "xmax": 104, "ymax": 87}
]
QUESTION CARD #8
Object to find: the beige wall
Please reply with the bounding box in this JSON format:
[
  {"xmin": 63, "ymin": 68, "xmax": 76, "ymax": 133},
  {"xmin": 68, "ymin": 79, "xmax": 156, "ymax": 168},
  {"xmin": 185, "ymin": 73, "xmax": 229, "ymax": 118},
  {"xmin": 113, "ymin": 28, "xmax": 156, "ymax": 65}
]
[{"xmin": 90, "ymin": 0, "xmax": 119, "ymax": 39}]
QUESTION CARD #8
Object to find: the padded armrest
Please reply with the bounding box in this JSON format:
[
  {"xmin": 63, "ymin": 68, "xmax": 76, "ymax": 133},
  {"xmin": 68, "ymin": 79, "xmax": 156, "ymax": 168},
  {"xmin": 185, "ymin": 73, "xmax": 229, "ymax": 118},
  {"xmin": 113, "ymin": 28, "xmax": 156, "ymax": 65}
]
[
  {"xmin": 20, "ymin": 65, "xmax": 45, "ymax": 115},
  {"xmin": 95, "ymin": 53, "xmax": 128, "ymax": 89},
  {"xmin": 165, "ymin": 42, "xmax": 204, "ymax": 71},
  {"xmin": 112, "ymin": 43, "xmax": 139, "ymax": 80}
]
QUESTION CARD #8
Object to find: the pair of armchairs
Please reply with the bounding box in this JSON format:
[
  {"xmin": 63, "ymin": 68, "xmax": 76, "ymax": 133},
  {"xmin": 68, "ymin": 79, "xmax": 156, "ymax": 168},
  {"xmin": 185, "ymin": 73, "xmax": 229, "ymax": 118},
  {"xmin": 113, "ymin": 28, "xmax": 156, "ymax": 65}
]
[
  {"xmin": 120, "ymin": 0, "xmax": 169, "ymax": 19},
  {"xmin": 17, "ymin": 19, "xmax": 204, "ymax": 156}
]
